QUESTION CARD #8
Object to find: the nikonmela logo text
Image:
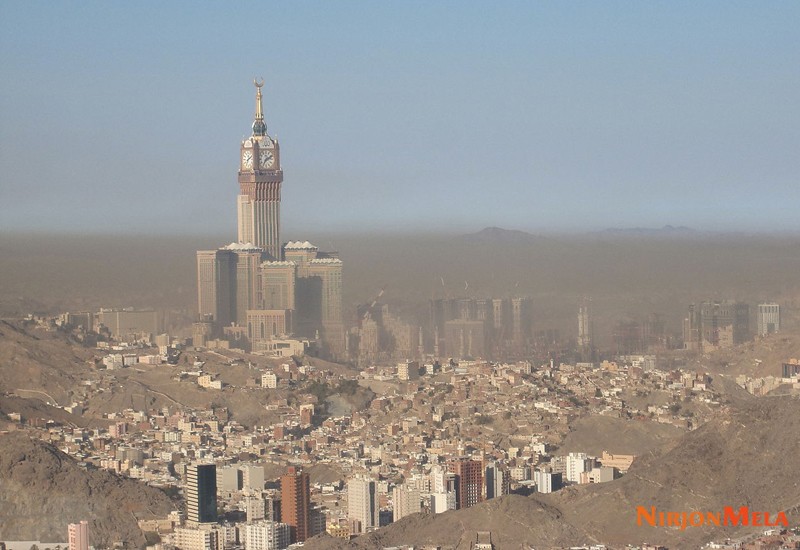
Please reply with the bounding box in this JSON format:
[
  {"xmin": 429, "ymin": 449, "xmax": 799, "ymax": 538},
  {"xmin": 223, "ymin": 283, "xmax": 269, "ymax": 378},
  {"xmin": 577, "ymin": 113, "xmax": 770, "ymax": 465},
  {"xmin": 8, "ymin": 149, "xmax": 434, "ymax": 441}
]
[{"xmin": 636, "ymin": 506, "xmax": 789, "ymax": 531}]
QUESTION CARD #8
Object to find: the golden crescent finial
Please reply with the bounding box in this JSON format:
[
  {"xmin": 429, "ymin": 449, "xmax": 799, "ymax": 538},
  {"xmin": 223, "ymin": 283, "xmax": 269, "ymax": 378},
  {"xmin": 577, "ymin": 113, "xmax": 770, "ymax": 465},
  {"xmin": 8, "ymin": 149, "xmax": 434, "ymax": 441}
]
[{"xmin": 254, "ymin": 77, "xmax": 264, "ymax": 88}]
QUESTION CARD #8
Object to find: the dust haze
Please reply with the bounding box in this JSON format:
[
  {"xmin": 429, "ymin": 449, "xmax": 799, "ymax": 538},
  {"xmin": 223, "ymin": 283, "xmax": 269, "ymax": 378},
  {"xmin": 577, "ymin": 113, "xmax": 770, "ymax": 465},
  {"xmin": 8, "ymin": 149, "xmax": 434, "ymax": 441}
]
[{"xmin": 3, "ymin": 227, "xmax": 800, "ymax": 346}]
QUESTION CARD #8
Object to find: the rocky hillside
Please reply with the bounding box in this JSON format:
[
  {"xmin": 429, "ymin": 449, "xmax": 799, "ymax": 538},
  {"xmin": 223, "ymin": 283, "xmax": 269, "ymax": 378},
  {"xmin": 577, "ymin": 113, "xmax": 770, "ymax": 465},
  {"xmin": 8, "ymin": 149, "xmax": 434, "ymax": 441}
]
[
  {"xmin": 0, "ymin": 320, "xmax": 94, "ymax": 405},
  {"xmin": 305, "ymin": 495, "xmax": 588, "ymax": 550},
  {"xmin": 558, "ymin": 414, "xmax": 684, "ymax": 456},
  {"xmin": 553, "ymin": 394, "xmax": 800, "ymax": 548},
  {"xmin": 306, "ymin": 395, "xmax": 800, "ymax": 549},
  {"xmin": 0, "ymin": 432, "xmax": 177, "ymax": 547}
]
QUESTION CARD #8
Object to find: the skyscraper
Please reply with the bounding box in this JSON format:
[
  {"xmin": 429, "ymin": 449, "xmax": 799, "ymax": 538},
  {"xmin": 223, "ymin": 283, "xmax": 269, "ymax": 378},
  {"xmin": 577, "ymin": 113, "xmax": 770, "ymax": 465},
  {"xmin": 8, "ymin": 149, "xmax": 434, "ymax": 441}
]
[
  {"xmin": 194, "ymin": 81, "xmax": 345, "ymax": 359},
  {"xmin": 447, "ymin": 458, "xmax": 484, "ymax": 509},
  {"xmin": 684, "ymin": 300, "xmax": 751, "ymax": 350},
  {"xmin": 68, "ymin": 520, "xmax": 89, "ymax": 550},
  {"xmin": 187, "ymin": 463, "xmax": 218, "ymax": 524},
  {"xmin": 757, "ymin": 303, "xmax": 780, "ymax": 336},
  {"xmin": 484, "ymin": 463, "xmax": 508, "ymax": 500},
  {"xmin": 237, "ymin": 80, "xmax": 284, "ymax": 259},
  {"xmin": 280, "ymin": 466, "xmax": 311, "ymax": 543},
  {"xmin": 197, "ymin": 244, "xmax": 268, "ymax": 328},
  {"xmin": 196, "ymin": 248, "xmax": 236, "ymax": 327},
  {"xmin": 347, "ymin": 476, "xmax": 379, "ymax": 534},
  {"xmin": 392, "ymin": 484, "xmax": 421, "ymax": 521},
  {"xmin": 242, "ymin": 521, "xmax": 291, "ymax": 550},
  {"xmin": 578, "ymin": 302, "xmax": 593, "ymax": 360}
]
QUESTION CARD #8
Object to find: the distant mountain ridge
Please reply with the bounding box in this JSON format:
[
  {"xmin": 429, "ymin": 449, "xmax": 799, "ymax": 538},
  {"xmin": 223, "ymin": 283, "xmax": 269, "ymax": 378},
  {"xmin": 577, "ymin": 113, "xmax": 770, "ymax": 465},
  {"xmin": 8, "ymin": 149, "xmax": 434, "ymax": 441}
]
[
  {"xmin": 459, "ymin": 225, "xmax": 701, "ymax": 244},
  {"xmin": 599, "ymin": 224, "xmax": 697, "ymax": 236},
  {"xmin": 457, "ymin": 226, "xmax": 543, "ymax": 244}
]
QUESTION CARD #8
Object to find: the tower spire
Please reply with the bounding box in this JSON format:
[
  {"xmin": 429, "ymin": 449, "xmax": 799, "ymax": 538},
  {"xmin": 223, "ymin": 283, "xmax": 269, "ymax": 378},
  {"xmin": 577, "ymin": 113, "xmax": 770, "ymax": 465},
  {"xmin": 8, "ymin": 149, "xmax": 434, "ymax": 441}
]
[{"xmin": 252, "ymin": 78, "xmax": 267, "ymax": 136}]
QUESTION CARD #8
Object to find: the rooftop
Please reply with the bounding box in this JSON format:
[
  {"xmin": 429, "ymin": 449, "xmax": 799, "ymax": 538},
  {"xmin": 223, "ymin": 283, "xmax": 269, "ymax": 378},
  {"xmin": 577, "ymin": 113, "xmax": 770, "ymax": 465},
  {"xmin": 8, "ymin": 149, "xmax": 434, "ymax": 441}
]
[{"xmin": 284, "ymin": 241, "xmax": 319, "ymax": 250}]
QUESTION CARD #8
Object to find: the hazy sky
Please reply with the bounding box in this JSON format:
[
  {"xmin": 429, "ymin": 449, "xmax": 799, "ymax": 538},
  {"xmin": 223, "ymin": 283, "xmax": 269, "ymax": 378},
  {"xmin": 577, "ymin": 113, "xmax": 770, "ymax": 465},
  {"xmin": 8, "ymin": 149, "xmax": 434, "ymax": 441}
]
[{"xmin": 1, "ymin": 2, "xmax": 798, "ymax": 236}]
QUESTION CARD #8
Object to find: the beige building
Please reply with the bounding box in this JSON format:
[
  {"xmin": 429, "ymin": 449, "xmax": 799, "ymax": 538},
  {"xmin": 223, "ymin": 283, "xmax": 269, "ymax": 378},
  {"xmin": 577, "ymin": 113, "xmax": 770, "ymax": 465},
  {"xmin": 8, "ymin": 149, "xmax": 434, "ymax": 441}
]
[
  {"xmin": 241, "ymin": 521, "xmax": 290, "ymax": 550},
  {"xmin": 347, "ymin": 476, "xmax": 379, "ymax": 534},
  {"xmin": 599, "ymin": 451, "xmax": 635, "ymax": 472},
  {"xmin": 287, "ymin": 242, "xmax": 344, "ymax": 357},
  {"xmin": 392, "ymin": 484, "xmax": 421, "ymax": 521},
  {"xmin": 197, "ymin": 244, "xmax": 268, "ymax": 328},
  {"xmin": 261, "ymin": 260, "xmax": 296, "ymax": 310},
  {"xmin": 195, "ymin": 82, "xmax": 344, "ymax": 359},
  {"xmin": 173, "ymin": 527, "xmax": 223, "ymax": 550},
  {"xmin": 196, "ymin": 249, "xmax": 236, "ymax": 328},
  {"xmin": 237, "ymin": 80, "xmax": 283, "ymax": 259},
  {"xmin": 397, "ymin": 360, "xmax": 420, "ymax": 381},
  {"xmin": 247, "ymin": 310, "xmax": 292, "ymax": 344},
  {"xmin": 580, "ymin": 466, "xmax": 616, "ymax": 484},
  {"xmin": 68, "ymin": 520, "xmax": 89, "ymax": 550},
  {"xmin": 234, "ymin": 247, "xmax": 267, "ymax": 326}
]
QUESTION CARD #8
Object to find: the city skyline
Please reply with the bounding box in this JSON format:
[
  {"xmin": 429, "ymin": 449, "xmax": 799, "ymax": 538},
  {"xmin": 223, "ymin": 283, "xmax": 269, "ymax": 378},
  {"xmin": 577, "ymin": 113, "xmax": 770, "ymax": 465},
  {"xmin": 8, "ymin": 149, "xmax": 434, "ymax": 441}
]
[{"xmin": 2, "ymin": 2, "xmax": 800, "ymax": 236}]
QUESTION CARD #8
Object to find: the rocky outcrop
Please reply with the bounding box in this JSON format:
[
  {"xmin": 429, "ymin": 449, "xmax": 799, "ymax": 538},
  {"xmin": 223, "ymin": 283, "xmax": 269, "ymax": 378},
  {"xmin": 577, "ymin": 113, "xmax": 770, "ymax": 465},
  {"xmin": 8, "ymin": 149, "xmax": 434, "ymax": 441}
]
[{"xmin": 0, "ymin": 432, "xmax": 177, "ymax": 547}]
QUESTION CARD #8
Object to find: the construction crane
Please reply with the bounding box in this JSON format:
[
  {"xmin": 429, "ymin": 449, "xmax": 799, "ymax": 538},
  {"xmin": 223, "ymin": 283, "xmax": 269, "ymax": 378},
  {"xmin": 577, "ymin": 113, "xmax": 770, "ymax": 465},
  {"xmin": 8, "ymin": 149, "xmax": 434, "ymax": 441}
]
[{"xmin": 362, "ymin": 286, "xmax": 386, "ymax": 323}]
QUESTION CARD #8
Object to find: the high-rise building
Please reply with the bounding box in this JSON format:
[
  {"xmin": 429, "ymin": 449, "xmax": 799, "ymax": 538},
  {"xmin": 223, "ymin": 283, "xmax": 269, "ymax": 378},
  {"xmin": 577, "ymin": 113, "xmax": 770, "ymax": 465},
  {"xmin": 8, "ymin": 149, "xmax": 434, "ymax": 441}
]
[
  {"xmin": 397, "ymin": 360, "xmax": 420, "ymax": 381},
  {"xmin": 187, "ymin": 463, "xmax": 218, "ymax": 524},
  {"xmin": 247, "ymin": 309, "xmax": 292, "ymax": 348},
  {"xmin": 242, "ymin": 520, "xmax": 291, "ymax": 550},
  {"xmin": 566, "ymin": 452, "xmax": 593, "ymax": 483},
  {"xmin": 246, "ymin": 496, "xmax": 266, "ymax": 522},
  {"xmin": 173, "ymin": 527, "xmax": 223, "ymax": 550},
  {"xmin": 233, "ymin": 246, "xmax": 269, "ymax": 326},
  {"xmin": 510, "ymin": 297, "xmax": 532, "ymax": 352},
  {"xmin": 684, "ymin": 300, "xmax": 751, "ymax": 350},
  {"xmin": 578, "ymin": 302, "xmax": 593, "ymax": 360},
  {"xmin": 429, "ymin": 465, "xmax": 457, "ymax": 513},
  {"xmin": 484, "ymin": 463, "xmax": 508, "ymax": 500},
  {"xmin": 430, "ymin": 296, "xmax": 534, "ymax": 359},
  {"xmin": 237, "ymin": 80, "xmax": 284, "ymax": 259},
  {"xmin": 195, "ymin": 82, "xmax": 344, "ymax": 359},
  {"xmin": 197, "ymin": 249, "xmax": 237, "ymax": 328},
  {"xmin": 68, "ymin": 520, "xmax": 89, "ymax": 550},
  {"xmin": 307, "ymin": 257, "xmax": 345, "ymax": 356},
  {"xmin": 533, "ymin": 470, "xmax": 563, "ymax": 494},
  {"xmin": 444, "ymin": 319, "xmax": 487, "ymax": 359},
  {"xmin": 217, "ymin": 465, "xmax": 241, "ymax": 493},
  {"xmin": 347, "ymin": 476, "xmax": 380, "ymax": 534},
  {"xmin": 392, "ymin": 484, "xmax": 421, "ymax": 522},
  {"xmin": 757, "ymin": 303, "xmax": 780, "ymax": 336},
  {"xmin": 447, "ymin": 459, "xmax": 484, "ymax": 509},
  {"xmin": 261, "ymin": 261, "xmax": 297, "ymax": 310},
  {"xmin": 241, "ymin": 464, "xmax": 266, "ymax": 492},
  {"xmin": 197, "ymin": 244, "xmax": 268, "ymax": 329},
  {"xmin": 284, "ymin": 241, "xmax": 345, "ymax": 356},
  {"xmin": 280, "ymin": 466, "xmax": 311, "ymax": 543}
]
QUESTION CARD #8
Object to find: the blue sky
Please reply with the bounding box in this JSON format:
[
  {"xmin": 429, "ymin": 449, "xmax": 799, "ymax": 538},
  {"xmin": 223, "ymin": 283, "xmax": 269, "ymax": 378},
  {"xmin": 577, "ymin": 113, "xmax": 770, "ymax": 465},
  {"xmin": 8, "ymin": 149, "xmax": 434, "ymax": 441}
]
[{"xmin": 1, "ymin": 2, "xmax": 798, "ymax": 235}]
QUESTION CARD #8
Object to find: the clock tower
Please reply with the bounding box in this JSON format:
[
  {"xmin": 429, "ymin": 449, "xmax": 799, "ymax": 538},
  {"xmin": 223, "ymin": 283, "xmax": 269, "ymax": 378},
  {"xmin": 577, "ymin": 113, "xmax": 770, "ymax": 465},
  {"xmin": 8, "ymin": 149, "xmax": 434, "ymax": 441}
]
[{"xmin": 237, "ymin": 79, "xmax": 284, "ymax": 259}]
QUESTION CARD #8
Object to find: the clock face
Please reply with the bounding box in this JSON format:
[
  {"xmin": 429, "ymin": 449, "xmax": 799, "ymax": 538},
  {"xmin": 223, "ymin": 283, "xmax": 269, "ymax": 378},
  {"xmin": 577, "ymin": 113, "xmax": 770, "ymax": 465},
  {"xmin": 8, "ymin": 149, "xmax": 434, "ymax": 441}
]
[
  {"xmin": 242, "ymin": 150, "xmax": 253, "ymax": 169},
  {"xmin": 259, "ymin": 150, "xmax": 275, "ymax": 169}
]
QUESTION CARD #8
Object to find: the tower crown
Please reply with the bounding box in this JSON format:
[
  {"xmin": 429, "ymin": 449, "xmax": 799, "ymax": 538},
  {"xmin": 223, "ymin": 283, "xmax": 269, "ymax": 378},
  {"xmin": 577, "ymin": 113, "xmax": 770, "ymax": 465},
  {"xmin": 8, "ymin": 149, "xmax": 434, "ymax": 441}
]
[{"xmin": 252, "ymin": 78, "xmax": 267, "ymax": 136}]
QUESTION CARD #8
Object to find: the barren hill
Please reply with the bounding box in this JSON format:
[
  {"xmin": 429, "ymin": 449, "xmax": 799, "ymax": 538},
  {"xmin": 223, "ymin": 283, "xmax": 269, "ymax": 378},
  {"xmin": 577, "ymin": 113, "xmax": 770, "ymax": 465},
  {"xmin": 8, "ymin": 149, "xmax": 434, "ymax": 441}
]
[
  {"xmin": 304, "ymin": 494, "xmax": 588, "ymax": 550},
  {"xmin": 0, "ymin": 394, "xmax": 107, "ymax": 429},
  {"xmin": 558, "ymin": 414, "xmax": 684, "ymax": 456},
  {"xmin": 0, "ymin": 320, "xmax": 95, "ymax": 405},
  {"xmin": 0, "ymin": 432, "xmax": 176, "ymax": 547},
  {"xmin": 306, "ymin": 396, "xmax": 800, "ymax": 549},
  {"xmin": 0, "ymin": 321, "xmax": 366, "ymax": 429},
  {"xmin": 685, "ymin": 333, "xmax": 800, "ymax": 377},
  {"xmin": 553, "ymin": 395, "xmax": 800, "ymax": 548}
]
